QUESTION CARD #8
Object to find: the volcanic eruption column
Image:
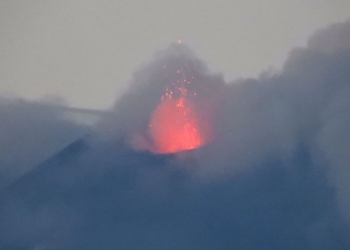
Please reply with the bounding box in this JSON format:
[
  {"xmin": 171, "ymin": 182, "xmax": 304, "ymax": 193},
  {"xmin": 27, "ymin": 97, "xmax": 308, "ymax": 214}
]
[{"xmin": 149, "ymin": 68, "xmax": 208, "ymax": 154}]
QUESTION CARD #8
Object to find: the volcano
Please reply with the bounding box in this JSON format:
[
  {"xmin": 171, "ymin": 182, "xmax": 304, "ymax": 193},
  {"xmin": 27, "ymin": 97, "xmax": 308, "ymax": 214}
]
[
  {"xmin": 2, "ymin": 35, "xmax": 350, "ymax": 249},
  {"xmin": 0, "ymin": 135, "xmax": 346, "ymax": 250}
]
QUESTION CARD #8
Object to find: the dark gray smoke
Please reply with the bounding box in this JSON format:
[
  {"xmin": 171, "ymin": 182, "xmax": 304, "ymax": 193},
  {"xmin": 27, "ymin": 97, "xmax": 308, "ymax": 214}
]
[{"xmin": 1, "ymin": 20, "xmax": 350, "ymax": 249}]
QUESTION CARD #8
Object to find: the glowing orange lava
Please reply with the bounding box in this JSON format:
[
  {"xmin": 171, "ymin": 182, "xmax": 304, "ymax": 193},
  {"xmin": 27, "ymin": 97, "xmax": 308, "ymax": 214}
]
[
  {"xmin": 149, "ymin": 71, "xmax": 207, "ymax": 154},
  {"xmin": 150, "ymin": 97, "xmax": 203, "ymax": 154}
]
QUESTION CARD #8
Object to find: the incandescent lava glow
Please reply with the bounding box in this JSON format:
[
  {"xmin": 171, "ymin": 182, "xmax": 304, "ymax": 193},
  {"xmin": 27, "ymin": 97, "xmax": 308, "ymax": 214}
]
[{"xmin": 149, "ymin": 69, "xmax": 209, "ymax": 154}]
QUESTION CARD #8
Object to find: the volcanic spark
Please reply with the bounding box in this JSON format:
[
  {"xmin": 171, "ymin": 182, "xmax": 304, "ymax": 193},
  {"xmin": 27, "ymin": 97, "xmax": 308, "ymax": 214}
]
[{"xmin": 149, "ymin": 68, "xmax": 208, "ymax": 154}]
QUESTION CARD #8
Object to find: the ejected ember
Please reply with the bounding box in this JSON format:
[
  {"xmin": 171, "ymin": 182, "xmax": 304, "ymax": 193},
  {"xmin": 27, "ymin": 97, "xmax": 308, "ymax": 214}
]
[
  {"xmin": 126, "ymin": 44, "xmax": 223, "ymax": 154},
  {"xmin": 109, "ymin": 43, "xmax": 224, "ymax": 155},
  {"xmin": 149, "ymin": 67, "xmax": 209, "ymax": 154}
]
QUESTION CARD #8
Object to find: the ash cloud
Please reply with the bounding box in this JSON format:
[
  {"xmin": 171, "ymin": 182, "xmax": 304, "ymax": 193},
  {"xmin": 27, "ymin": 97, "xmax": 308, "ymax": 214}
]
[{"xmin": 1, "ymin": 20, "xmax": 350, "ymax": 249}]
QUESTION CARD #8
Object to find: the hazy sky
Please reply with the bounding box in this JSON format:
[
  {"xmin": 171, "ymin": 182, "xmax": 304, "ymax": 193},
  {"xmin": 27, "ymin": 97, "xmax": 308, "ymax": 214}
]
[{"xmin": 1, "ymin": 0, "xmax": 350, "ymax": 109}]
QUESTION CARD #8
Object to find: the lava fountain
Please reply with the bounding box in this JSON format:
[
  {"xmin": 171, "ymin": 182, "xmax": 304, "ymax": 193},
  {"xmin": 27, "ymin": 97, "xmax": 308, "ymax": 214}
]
[{"xmin": 149, "ymin": 68, "xmax": 211, "ymax": 154}]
